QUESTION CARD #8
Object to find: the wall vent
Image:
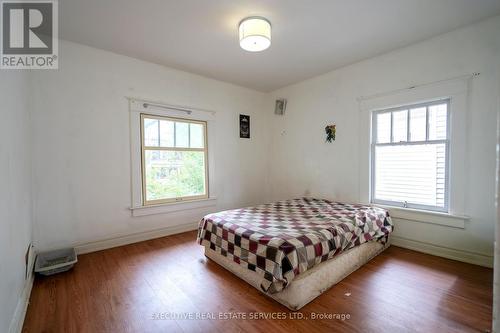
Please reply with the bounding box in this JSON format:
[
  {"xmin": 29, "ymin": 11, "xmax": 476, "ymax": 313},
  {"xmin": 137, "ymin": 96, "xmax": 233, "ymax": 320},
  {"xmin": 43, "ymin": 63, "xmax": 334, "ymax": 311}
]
[{"xmin": 275, "ymin": 99, "xmax": 287, "ymax": 115}]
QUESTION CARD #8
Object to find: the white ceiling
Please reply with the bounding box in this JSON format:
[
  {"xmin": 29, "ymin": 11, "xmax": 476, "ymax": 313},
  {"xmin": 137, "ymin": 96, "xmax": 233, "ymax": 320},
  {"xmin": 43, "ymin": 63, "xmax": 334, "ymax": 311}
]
[{"xmin": 60, "ymin": 0, "xmax": 500, "ymax": 92}]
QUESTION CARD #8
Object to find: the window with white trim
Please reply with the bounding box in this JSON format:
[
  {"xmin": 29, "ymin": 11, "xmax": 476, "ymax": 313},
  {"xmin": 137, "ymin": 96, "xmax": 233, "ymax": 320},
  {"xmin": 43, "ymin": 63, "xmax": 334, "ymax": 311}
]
[
  {"xmin": 371, "ymin": 99, "xmax": 449, "ymax": 212},
  {"xmin": 141, "ymin": 114, "xmax": 208, "ymax": 205}
]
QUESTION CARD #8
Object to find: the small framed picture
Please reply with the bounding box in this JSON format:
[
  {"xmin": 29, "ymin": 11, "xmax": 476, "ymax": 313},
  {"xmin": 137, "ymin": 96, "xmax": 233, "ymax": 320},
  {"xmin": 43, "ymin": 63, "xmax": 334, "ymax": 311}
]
[{"xmin": 240, "ymin": 114, "xmax": 250, "ymax": 138}]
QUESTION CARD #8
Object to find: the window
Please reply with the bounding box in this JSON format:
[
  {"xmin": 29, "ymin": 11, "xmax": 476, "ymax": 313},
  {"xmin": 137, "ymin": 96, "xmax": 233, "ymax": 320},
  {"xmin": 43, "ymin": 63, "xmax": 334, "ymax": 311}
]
[
  {"xmin": 141, "ymin": 114, "xmax": 208, "ymax": 205},
  {"xmin": 371, "ymin": 99, "xmax": 449, "ymax": 212}
]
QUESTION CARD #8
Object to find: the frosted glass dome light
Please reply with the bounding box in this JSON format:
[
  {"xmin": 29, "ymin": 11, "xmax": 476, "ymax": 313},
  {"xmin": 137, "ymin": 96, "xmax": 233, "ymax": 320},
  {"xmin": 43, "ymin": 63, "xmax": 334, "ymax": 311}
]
[{"xmin": 239, "ymin": 17, "xmax": 271, "ymax": 52}]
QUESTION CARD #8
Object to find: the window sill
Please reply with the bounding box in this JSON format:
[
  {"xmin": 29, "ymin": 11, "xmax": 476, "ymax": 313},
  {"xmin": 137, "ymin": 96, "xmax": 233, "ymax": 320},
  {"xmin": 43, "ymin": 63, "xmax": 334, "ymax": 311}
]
[
  {"xmin": 373, "ymin": 204, "xmax": 469, "ymax": 229},
  {"xmin": 130, "ymin": 197, "xmax": 217, "ymax": 217}
]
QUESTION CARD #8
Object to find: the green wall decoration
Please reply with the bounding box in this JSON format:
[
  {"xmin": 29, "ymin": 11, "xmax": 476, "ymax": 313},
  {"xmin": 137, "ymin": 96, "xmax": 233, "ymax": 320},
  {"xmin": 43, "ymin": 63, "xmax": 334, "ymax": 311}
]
[{"xmin": 325, "ymin": 124, "xmax": 336, "ymax": 142}]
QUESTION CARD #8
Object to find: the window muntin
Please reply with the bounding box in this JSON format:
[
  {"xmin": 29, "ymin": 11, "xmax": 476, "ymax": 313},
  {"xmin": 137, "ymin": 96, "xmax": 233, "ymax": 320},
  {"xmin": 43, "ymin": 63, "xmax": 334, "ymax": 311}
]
[
  {"xmin": 141, "ymin": 114, "xmax": 208, "ymax": 205},
  {"xmin": 371, "ymin": 99, "xmax": 450, "ymax": 212}
]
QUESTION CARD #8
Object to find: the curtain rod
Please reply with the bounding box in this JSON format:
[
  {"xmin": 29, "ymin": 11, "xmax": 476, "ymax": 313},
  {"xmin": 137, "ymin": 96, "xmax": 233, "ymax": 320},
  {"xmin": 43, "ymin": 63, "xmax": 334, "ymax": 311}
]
[
  {"xmin": 126, "ymin": 97, "xmax": 217, "ymax": 115},
  {"xmin": 356, "ymin": 72, "xmax": 480, "ymax": 102},
  {"xmin": 142, "ymin": 102, "xmax": 192, "ymax": 115}
]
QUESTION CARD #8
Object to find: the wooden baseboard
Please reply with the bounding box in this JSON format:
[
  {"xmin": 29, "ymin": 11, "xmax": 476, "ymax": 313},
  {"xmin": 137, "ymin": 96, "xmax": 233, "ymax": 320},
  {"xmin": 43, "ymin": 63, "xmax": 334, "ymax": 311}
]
[
  {"xmin": 9, "ymin": 271, "xmax": 34, "ymax": 333},
  {"xmin": 74, "ymin": 222, "xmax": 199, "ymax": 255},
  {"xmin": 391, "ymin": 236, "xmax": 494, "ymax": 268}
]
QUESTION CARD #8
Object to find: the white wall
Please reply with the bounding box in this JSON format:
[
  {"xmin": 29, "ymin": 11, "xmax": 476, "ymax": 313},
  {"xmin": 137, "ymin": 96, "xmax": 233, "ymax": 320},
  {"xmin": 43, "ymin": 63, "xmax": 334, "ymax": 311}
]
[
  {"xmin": 267, "ymin": 16, "xmax": 500, "ymax": 264},
  {"xmin": 31, "ymin": 40, "xmax": 271, "ymax": 251},
  {"xmin": 0, "ymin": 71, "xmax": 33, "ymax": 332}
]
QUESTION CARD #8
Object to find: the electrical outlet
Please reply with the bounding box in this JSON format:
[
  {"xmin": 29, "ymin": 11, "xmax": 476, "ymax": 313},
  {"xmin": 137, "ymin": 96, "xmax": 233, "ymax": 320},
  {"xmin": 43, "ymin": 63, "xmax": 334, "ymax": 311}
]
[{"xmin": 25, "ymin": 243, "xmax": 35, "ymax": 280}]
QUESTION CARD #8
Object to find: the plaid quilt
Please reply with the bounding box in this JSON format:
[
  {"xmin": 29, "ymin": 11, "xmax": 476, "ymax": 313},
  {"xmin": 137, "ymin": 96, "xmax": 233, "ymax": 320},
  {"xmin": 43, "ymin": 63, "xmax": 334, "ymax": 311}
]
[{"xmin": 197, "ymin": 198, "xmax": 393, "ymax": 294}]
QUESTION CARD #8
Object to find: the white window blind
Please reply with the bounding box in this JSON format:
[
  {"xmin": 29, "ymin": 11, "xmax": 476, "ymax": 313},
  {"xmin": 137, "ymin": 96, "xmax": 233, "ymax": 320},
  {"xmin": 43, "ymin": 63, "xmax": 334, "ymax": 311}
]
[{"xmin": 371, "ymin": 100, "xmax": 449, "ymax": 212}]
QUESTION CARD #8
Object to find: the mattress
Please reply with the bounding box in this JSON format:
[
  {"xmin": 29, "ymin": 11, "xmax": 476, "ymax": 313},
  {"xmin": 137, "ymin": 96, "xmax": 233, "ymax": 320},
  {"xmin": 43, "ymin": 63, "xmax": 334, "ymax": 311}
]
[
  {"xmin": 205, "ymin": 240, "xmax": 389, "ymax": 310},
  {"xmin": 197, "ymin": 198, "xmax": 393, "ymax": 294}
]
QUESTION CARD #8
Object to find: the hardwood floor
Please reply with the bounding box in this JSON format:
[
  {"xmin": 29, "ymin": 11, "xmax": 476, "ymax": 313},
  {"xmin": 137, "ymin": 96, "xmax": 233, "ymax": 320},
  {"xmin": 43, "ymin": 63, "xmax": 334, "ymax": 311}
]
[{"xmin": 23, "ymin": 231, "xmax": 493, "ymax": 333}]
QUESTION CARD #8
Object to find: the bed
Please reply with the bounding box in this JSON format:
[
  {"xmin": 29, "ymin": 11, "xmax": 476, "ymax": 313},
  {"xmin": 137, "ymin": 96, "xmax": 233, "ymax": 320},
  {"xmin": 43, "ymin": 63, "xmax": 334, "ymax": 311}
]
[{"xmin": 197, "ymin": 198, "xmax": 394, "ymax": 310}]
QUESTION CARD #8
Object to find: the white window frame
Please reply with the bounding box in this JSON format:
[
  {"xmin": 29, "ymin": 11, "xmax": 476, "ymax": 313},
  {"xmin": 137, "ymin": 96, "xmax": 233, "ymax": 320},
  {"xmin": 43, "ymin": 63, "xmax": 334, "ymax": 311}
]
[
  {"xmin": 140, "ymin": 114, "xmax": 209, "ymax": 206},
  {"xmin": 370, "ymin": 99, "xmax": 451, "ymax": 212},
  {"xmin": 357, "ymin": 77, "xmax": 470, "ymax": 228},
  {"xmin": 129, "ymin": 99, "xmax": 217, "ymax": 217}
]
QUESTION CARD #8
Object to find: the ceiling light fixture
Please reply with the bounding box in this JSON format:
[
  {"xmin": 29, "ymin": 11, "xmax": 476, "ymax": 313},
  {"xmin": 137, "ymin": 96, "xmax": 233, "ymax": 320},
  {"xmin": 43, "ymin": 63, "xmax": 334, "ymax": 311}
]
[{"xmin": 239, "ymin": 17, "xmax": 271, "ymax": 52}]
